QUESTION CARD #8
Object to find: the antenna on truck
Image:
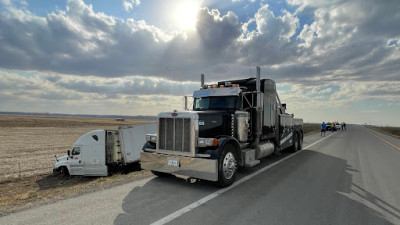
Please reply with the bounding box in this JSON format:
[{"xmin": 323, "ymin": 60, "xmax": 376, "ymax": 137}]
[
  {"xmin": 247, "ymin": 53, "xmax": 253, "ymax": 76},
  {"xmin": 166, "ymin": 66, "xmax": 185, "ymax": 97}
]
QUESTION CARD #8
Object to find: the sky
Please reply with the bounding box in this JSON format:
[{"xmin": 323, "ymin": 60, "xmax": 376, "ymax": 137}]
[{"xmin": 0, "ymin": 0, "xmax": 399, "ymax": 126}]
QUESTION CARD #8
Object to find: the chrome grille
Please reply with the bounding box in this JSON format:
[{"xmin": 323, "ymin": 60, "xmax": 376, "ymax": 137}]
[{"xmin": 158, "ymin": 117, "xmax": 191, "ymax": 152}]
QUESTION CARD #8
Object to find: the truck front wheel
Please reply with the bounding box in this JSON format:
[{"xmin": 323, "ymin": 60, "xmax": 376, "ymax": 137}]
[
  {"xmin": 291, "ymin": 132, "xmax": 299, "ymax": 152},
  {"xmin": 217, "ymin": 144, "xmax": 237, "ymax": 187},
  {"xmin": 298, "ymin": 132, "xmax": 303, "ymax": 150},
  {"xmin": 60, "ymin": 166, "xmax": 69, "ymax": 177}
]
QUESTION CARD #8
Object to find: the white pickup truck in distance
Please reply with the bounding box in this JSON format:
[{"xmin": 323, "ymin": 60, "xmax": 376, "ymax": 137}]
[{"xmin": 54, "ymin": 123, "xmax": 156, "ymax": 177}]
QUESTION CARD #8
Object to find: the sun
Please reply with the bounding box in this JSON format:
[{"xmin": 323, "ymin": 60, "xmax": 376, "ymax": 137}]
[{"xmin": 174, "ymin": 1, "xmax": 200, "ymax": 30}]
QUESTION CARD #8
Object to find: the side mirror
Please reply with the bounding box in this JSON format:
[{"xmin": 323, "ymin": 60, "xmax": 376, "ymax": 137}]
[{"xmin": 67, "ymin": 150, "xmax": 71, "ymax": 157}]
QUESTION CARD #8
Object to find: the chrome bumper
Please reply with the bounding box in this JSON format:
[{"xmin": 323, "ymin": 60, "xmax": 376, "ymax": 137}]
[{"xmin": 141, "ymin": 152, "xmax": 218, "ymax": 181}]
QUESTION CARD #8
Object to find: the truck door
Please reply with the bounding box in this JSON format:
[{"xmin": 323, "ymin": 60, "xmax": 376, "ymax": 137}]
[
  {"xmin": 82, "ymin": 133, "xmax": 108, "ymax": 176},
  {"xmin": 69, "ymin": 146, "xmax": 84, "ymax": 175}
]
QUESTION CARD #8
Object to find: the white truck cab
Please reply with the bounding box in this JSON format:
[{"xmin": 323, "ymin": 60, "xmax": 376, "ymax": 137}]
[
  {"xmin": 54, "ymin": 130, "xmax": 108, "ymax": 176},
  {"xmin": 54, "ymin": 123, "xmax": 156, "ymax": 177}
]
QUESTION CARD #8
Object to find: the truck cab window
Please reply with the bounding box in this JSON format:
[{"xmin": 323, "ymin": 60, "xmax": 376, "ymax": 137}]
[
  {"xmin": 71, "ymin": 147, "xmax": 80, "ymax": 155},
  {"xmin": 194, "ymin": 96, "xmax": 237, "ymax": 110},
  {"xmin": 194, "ymin": 97, "xmax": 210, "ymax": 110}
]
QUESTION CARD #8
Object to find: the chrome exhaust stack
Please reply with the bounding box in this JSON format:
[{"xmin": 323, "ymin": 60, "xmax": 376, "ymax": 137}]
[
  {"xmin": 252, "ymin": 66, "xmax": 264, "ymax": 147},
  {"xmin": 201, "ymin": 74, "xmax": 205, "ymax": 88}
]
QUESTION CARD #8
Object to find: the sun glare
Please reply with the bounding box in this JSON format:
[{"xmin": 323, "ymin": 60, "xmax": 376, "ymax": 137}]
[{"xmin": 174, "ymin": 1, "xmax": 200, "ymax": 30}]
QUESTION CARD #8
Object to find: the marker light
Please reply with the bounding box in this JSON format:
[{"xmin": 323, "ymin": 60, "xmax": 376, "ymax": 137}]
[
  {"xmin": 146, "ymin": 134, "xmax": 157, "ymax": 143},
  {"xmin": 212, "ymin": 138, "xmax": 218, "ymax": 146}
]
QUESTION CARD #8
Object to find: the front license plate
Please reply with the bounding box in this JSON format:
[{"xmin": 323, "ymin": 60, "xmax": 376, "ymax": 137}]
[{"xmin": 167, "ymin": 158, "xmax": 179, "ymax": 167}]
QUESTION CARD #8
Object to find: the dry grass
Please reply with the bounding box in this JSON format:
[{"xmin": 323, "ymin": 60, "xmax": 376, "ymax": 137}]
[
  {"xmin": 0, "ymin": 171, "xmax": 152, "ymax": 215},
  {"xmin": 303, "ymin": 123, "xmax": 320, "ymax": 135},
  {"xmin": 370, "ymin": 126, "xmax": 400, "ymax": 138}
]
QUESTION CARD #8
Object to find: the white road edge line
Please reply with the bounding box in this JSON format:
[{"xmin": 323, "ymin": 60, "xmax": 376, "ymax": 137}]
[{"xmin": 151, "ymin": 132, "xmax": 337, "ymax": 225}]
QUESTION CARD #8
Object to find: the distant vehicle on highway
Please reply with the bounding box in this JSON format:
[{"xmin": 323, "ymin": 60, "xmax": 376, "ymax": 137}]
[
  {"xmin": 335, "ymin": 122, "xmax": 341, "ymax": 131},
  {"xmin": 326, "ymin": 123, "xmax": 331, "ymax": 131}
]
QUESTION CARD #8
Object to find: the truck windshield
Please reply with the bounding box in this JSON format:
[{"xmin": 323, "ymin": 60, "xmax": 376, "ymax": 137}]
[{"xmin": 193, "ymin": 96, "xmax": 237, "ymax": 110}]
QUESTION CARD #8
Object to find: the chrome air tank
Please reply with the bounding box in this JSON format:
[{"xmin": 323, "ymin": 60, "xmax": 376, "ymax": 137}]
[{"xmin": 235, "ymin": 111, "xmax": 249, "ymax": 142}]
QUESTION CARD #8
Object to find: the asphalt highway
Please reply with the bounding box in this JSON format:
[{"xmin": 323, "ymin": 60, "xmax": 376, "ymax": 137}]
[{"xmin": 1, "ymin": 125, "xmax": 400, "ymax": 225}]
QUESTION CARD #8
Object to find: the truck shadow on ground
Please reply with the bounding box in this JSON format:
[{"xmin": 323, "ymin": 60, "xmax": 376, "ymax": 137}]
[
  {"xmin": 35, "ymin": 175, "xmax": 96, "ymax": 190},
  {"xmin": 35, "ymin": 163, "xmax": 142, "ymax": 191},
  {"xmin": 114, "ymin": 150, "xmax": 398, "ymax": 225}
]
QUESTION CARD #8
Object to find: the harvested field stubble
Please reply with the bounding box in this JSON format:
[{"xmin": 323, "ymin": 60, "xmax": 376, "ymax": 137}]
[{"xmin": 0, "ymin": 115, "xmax": 153, "ymax": 181}]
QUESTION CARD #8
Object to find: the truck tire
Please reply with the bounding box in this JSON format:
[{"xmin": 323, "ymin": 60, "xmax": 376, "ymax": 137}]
[
  {"xmin": 60, "ymin": 166, "xmax": 69, "ymax": 177},
  {"xmin": 291, "ymin": 132, "xmax": 299, "ymax": 152},
  {"xmin": 217, "ymin": 144, "xmax": 237, "ymax": 187},
  {"xmin": 298, "ymin": 132, "xmax": 303, "ymax": 150}
]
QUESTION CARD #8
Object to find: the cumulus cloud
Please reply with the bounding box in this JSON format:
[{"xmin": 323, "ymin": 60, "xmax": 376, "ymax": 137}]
[
  {"xmin": 0, "ymin": 0, "xmax": 11, "ymax": 5},
  {"xmin": 232, "ymin": 0, "xmax": 256, "ymax": 2},
  {"xmin": 240, "ymin": 4, "xmax": 299, "ymax": 66},
  {"xmin": 292, "ymin": 0, "xmax": 400, "ymax": 82},
  {"xmin": 1, "ymin": 0, "xmax": 397, "ymax": 83},
  {"xmin": 0, "ymin": 70, "xmax": 193, "ymax": 115},
  {"xmin": 123, "ymin": 0, "xmax": 140, "ymax": 12},
  {"xmin": 279, "ymin": 80, "xmax": 400, "ymax": 112},
  {"xmin": 0, "ymin": 0, "xmax": 399, "ymax": 124}
]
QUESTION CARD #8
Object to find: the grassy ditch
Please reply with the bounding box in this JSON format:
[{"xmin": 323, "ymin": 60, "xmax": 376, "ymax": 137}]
[
  {"xmin": 0, "ymin": 170, "xmax": 152, "ymax": 216},
  {"xmin": 303, "ymin": 123, "xmax": 320, "ymax": 135},
  {"xmin": 369, "ymin": 126, "xmax": 400, "ymax": 138}
]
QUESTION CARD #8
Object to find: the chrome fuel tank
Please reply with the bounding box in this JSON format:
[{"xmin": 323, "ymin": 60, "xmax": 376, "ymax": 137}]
[{"xmin": 235, "ymin": 111, "xmax": 249, "ymax": 142}]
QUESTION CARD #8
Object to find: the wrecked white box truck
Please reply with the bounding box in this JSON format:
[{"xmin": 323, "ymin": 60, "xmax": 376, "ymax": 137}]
[{"xmin": 54, "ymin": 123, "xmax": 156, "ymax": 176}]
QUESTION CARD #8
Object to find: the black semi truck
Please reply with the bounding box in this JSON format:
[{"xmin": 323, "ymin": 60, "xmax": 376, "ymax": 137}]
[{"xmin": 141, "ymin": 67, "xmax": 303, "ymax": 187}]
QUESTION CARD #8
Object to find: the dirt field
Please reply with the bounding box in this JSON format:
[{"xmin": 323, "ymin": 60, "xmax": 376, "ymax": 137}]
[
  {"xmin": 0, "ymin": 114, "xmax": 153, "ymax": 181},
  {"xmin": 0, "ymin": 114, "xmax": 154, "ymax": 215}
]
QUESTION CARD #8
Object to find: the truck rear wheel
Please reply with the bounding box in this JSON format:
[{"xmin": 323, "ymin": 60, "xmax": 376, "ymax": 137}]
[{"xmin": 217, "ymin": 144, "xmax": 237, "ymax": 187}]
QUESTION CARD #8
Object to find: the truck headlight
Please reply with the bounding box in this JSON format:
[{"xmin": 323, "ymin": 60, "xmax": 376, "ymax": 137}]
[
  {"xmin": 197, "ymin": 138, "xmax": 218, "ymax": 147},
  {"xmin": 146, "ymin": 134, "xmax": 157, "ymax": 143}
]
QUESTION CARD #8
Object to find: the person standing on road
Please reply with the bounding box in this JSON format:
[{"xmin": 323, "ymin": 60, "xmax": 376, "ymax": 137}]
[
  {"xmin": 331, "ymin": 121, "xmax": 335, "ymax": 132},
  {"xmin": 344, "ymin": 122, "xmax": 346, "ymax": 130},
  {"xmin": 321, "ymin": 122, "xmax": 326, "ymax": 136}
]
